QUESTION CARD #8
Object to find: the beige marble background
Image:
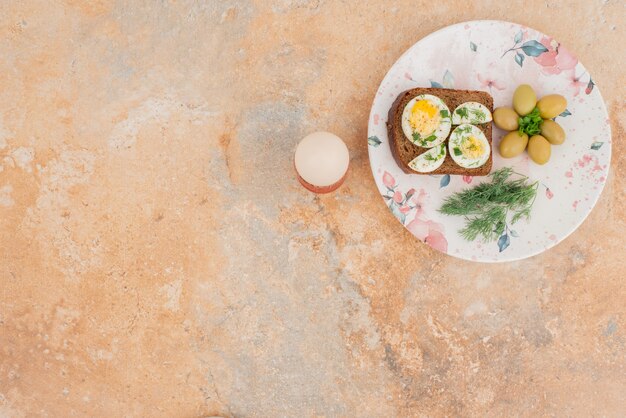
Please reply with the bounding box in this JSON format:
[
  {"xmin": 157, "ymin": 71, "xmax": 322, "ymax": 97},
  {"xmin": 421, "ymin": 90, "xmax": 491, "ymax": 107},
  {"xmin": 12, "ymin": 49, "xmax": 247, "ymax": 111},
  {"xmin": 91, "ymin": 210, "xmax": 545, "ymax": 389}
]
[{"xmin": 0, "ymin": 1, "xmax": 624, "ymax": 417}]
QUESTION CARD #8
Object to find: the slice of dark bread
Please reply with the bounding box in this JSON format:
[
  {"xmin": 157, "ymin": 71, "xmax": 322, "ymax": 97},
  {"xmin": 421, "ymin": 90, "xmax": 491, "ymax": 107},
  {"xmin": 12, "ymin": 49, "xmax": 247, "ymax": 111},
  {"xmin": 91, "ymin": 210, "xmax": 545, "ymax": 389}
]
[{"xmin": 387, "ymin": 87, "xmax": 493, "ymax": 176}]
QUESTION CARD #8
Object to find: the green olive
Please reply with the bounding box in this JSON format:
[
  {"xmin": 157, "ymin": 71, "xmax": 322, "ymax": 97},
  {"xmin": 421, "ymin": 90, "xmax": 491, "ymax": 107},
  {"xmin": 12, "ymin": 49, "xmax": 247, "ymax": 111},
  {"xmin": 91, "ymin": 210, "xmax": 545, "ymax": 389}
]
[
  {"xmin": 540, "ymin": 119, "xmax": 566, "ymax": 145},
  {"xmin": 499, "ymin": 131, "xmax": 528, "ymax": 158},
  {"xmin": 537, "ymin": 94, "xmax": 567, "ymax": 119},
  {"xmin": 493, "ymin": 107, "xmax": 520, "ymax": 131},
  {"xmin": 513, "ymin": 84, "xmax": 537, "ymax": 116},
  {"xmin": 528, "ymin": 135, "xmax": 551, "ymax": 165}
]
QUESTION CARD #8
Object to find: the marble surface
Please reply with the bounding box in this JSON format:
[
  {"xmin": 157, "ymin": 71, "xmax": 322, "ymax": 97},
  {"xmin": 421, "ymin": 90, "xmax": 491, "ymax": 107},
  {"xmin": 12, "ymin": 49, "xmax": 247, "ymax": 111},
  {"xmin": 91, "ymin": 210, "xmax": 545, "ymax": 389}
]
[{"xmin": 0, "ymin": 1, "xmax": 624, "ymax": 417}]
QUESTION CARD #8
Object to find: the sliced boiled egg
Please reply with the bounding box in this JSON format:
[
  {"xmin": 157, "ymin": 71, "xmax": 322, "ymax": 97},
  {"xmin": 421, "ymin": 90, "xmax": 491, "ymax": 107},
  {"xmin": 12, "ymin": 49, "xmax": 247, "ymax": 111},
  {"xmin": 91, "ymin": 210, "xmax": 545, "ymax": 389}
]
[
  {"xmin": 401, "ymin": 94, "xmax": 451, "ymax": 148},
  {"xmin": 408, "ymin": 143, "xmax": 447, "ymax": 173},
  {"xmin": 451, "ymin": 102, "xmax": 493, "ymax": 125},
  {"xmin": 448, "ymin": 124, "xmax": 491, "ymax": 168}
]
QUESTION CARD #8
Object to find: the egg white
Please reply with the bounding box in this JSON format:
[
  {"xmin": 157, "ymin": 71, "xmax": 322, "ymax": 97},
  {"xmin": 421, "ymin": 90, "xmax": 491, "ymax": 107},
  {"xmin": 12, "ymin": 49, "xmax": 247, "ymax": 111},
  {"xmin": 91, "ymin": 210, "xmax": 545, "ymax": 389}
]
[
  {"xmin": 401, "ymin": 94, "xmax": 451, "ymax": 148},
  {"xmin": 448, "ymin": 124, "xmax": 491, "ymax": 169},
  {"xmin": 451, "ymin": 102, "xmax": 493, "ymax": 125},
  {"xmin": 408, "ymin": 143, "xmax": 447, "ymax": 173}
]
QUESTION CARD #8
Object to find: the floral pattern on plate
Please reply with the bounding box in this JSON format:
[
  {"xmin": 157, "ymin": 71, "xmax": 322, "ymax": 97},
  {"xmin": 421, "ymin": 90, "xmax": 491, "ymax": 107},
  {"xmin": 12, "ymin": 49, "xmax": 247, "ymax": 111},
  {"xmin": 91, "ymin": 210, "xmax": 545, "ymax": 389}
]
[{"xmin": 381, "ymin": 171, "xmax": 448, "ymax": 253}]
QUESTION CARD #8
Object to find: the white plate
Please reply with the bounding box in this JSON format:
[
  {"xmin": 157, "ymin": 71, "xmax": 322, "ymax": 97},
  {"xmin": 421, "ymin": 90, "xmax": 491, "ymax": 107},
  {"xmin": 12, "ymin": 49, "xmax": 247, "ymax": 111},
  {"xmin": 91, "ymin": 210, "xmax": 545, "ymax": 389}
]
[{"xmin": 367, "ymin": 20, "xmax": 611, "ymax": 262}]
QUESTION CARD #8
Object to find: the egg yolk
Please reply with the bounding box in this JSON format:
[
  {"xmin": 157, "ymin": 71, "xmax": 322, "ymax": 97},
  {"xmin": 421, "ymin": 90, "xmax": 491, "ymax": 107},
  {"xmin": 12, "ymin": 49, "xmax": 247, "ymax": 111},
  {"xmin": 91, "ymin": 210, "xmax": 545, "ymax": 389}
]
[
  {"xmin": 461, "ymin": 136, "xmax": 484, "ymax": 159},
  {"xmin": 410, "ymin": 100, "xmax": 440, "ymax": 136}
]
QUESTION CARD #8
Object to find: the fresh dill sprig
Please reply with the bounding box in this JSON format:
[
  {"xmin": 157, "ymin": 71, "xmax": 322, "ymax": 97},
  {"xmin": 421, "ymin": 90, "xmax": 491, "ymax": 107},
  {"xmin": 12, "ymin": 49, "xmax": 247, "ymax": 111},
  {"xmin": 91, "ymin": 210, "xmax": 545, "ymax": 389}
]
[{"xmin": 439, "ymin": 168, "xmax": 538, "ymax": 242}]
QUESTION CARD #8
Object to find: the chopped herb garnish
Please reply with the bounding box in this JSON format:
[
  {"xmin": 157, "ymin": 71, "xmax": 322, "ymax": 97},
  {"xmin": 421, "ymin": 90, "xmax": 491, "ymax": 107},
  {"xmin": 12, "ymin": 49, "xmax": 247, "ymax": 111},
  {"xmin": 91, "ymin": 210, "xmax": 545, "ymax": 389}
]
[
  {"xmin": 518, "ymin": 107, "xmax": 543, "ymax": 136},
  {"xmin": 453, "ymin": 147, "xmax": 462, "ymax": 156},
  {"xmin": 456, "ymin": 107, "xmax": 469, "ymax": 119},
  {"xmin": 439, "ymin": 168, "xmax": 538, "ymax": 242},
  {"xmin": 440, "ymin": 109, "xmax": 450, "ymax": 118},
  {"xmin": 470, "ymin": 108, "xmax": 486, "ymax": 121},
  {"xmin": 456, "ymin": 125, "xmax": 472, "ymax": 135},
  {"xmin": 424, "ymin": 134, "xmax": 437, "ymax": 142},
  {"xmin": 424, "ymin": 144, "xmax": 445, "ymax": 161},
  {"xmin": 412, "ymin": 132, "xmax": 421, "ymax": 143}
]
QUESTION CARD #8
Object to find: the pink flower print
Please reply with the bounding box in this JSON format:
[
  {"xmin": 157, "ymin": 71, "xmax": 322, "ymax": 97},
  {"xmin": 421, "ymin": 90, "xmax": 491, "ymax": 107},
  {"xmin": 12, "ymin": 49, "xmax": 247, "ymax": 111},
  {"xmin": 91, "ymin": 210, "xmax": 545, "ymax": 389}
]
[
  {"xmin": 407, "ymin": 218, "xmax": 448, "ymax": 253},
  {"xmin": 405, "ymin": 188, "xmax": 416, "ymax": 200},
  {"xmin": 477, "ymin": 73, "xmax": 505, "ymax": 91},
  {"xmin": 577, "ymin": 154, "xmax": 593, "ymax": 167},
  {"xmin": 382, "ymin": 171, "xmax": 395, "ymax": 189},
  {"xmin": 545, "ymin": 188, "xmax": 554, "ymax": 199},
  {"xmin": 407, "ymin": 218, "xmax": 429, "ymax": 241},
  {"xmin": 410, "ymin": 188, "xmax": 427, "ymax": 217},
  {"xmin": 566, "ymin": 72, "xmax": 587, "ymax": 96},
  {"xmin": 425, "ymin": 230, "xmax": 448, "ymax": 253},
  {"xmin": 533, "ymin": 39, "xmax": 557, "ymax": 68},
  {"xmin": 462, "ymin": 175, "xmax": 473, "ymax": 184},
  {"xmin": 399, "ymin": 204, "xmax": 411, "ymax": 214},
  {"xmin": 410, "ymin": 188, "xmax": 427, "ymax": 205},
  {"xmin": 426, "ymin": 219, "xmax": 445, "ymax": 236},
  {"xmin": 393, "ymin": 191, "xmax": 403, "ymax": 203},
  {"xmin": 533, "ymin": 37, "xmax": 578, "ymax": 75}
]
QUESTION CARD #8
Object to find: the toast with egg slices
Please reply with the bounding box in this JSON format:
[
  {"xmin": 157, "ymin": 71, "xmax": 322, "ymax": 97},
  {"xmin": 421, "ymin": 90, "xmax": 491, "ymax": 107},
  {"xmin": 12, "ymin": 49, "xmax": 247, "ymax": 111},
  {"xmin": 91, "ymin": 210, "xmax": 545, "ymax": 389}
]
[{"xmin": 387, "ymin": 87, "xmax": 493, "ymax": 176}]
